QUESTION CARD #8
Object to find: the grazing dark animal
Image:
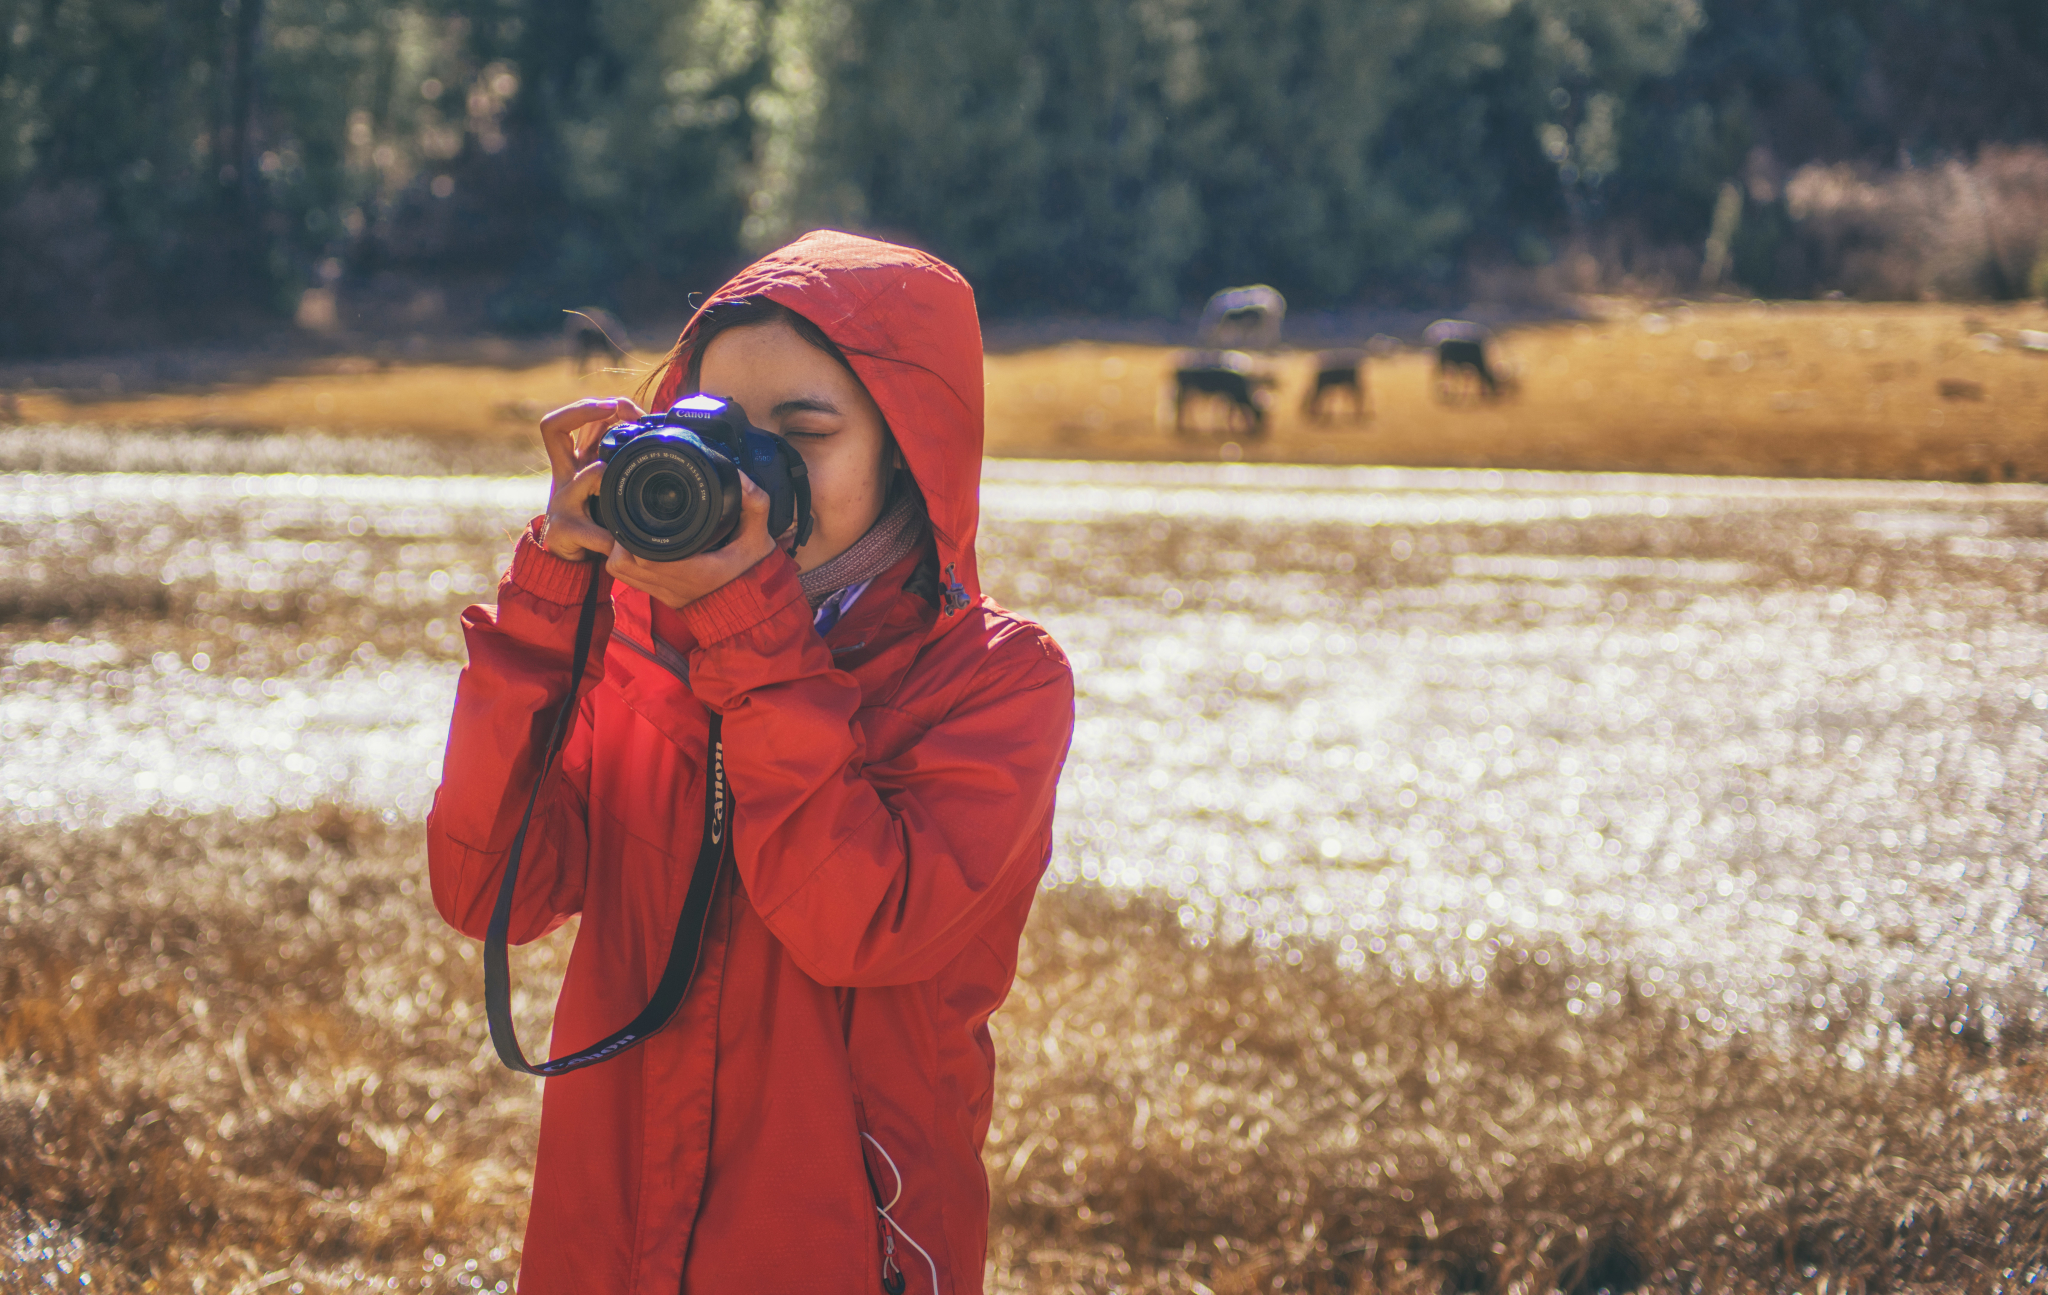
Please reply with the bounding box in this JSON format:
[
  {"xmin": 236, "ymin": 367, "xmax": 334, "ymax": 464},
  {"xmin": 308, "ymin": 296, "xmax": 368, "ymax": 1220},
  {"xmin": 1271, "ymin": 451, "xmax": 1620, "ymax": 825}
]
[
  {"xmin": 1425, "ymin": 319, "xmax": 1502, "ymax": 403},
  {"xmin": 1436, "ymin": 337, "xmax": 1498, "ymax": 398},
  {"xmin": 1303, "ymin": 349, "xmax": 1369, "ymax": 423},
  {"xmin": 566, "ymin": 308, "xmax": 632, "ymax": 374},
  {"xmin": 1173, "ymin": 350, "xmax": 1272, "ymax": 438},
  {"xmin": 1161, "ymin": 287, "xmax": 1287, "ymax": 441}
]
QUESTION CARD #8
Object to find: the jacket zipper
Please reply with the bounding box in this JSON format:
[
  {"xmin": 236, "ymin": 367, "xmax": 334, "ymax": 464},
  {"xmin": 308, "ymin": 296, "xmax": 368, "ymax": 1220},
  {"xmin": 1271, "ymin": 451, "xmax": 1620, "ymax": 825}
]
[{"xmin": 859, "ymin": 1128, "xmax": 938, "ymax": 1294}]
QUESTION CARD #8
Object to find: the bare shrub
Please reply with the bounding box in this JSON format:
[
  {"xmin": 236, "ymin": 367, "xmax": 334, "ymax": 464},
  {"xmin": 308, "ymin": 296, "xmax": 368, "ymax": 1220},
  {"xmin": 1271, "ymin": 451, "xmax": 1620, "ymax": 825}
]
[
  {"xmin": 1787, "ymin": 145, "xmax": 2048, "ymax": 301},
  {"xmin": 1465, "ymin": 224, "xmax": 1707, "ymax": 306}
]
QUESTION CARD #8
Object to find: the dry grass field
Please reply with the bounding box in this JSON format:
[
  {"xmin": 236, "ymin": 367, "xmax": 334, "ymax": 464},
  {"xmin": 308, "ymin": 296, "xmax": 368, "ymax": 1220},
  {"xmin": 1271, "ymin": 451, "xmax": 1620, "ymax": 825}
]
[
  {"xmin": 7, "ymin": 815, "xmax": 2044, "ymax": 1294},
  {"xmin": 982, "ymin": 301, "xmax": 2048, "ymax": 480},
  {"xmin": 5, "ymin": 300, "xmax": 2046, "ymax": 481},
  {"xmin": 7, "ymin": 300, "xmax": 2048, "ymax": 1293}
]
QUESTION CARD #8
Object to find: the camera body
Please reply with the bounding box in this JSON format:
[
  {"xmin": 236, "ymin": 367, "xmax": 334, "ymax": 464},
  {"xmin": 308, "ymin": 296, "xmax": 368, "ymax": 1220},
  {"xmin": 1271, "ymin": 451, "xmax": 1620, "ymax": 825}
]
[{"xmin": 589, "ymin": 394, "xmax": 813, "ymax": 561}]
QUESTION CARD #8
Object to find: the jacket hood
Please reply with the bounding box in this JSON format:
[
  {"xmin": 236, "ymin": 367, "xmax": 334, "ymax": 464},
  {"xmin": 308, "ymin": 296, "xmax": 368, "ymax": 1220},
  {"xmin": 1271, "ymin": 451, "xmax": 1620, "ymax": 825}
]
[{"xmin": 652, "ymin": 230, "xmax": 986, "ymax": 626}]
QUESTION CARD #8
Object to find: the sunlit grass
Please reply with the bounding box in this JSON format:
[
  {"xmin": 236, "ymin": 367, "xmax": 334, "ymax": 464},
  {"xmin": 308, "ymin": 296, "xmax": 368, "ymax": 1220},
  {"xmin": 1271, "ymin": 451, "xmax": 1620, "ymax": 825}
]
[
  {"xmin": 5, "ymin": 814, "xmax": 2044, "ymax": 1292},
  {"xmin": 9, "ymin": 305, "xmax": 2048, "ymax": 1291},
  {"xmin": 979, "ymin": 301, "xmax": 2048, "ymax": 481},
  {"xmin": 993, "ymin": 889, "xmax": 2048, "ymax": 1293},
  {"xmin": 7, "ymin": 301, "xmax": 2048, "ymax": 481}
]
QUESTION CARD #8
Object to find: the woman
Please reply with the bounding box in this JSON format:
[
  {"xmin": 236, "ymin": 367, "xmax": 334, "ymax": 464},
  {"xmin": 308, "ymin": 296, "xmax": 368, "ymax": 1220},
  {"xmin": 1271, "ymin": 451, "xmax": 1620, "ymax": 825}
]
[{"xmin": 427, "ymin": 231, "xmax": 1075, "ymax": 1294}]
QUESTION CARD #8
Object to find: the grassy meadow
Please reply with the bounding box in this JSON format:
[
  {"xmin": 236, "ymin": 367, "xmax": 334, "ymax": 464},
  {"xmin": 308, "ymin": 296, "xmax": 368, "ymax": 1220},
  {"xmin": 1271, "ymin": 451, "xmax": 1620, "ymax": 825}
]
[
  {"xmin": 6, "ymin": 813, "xmax": 2045, "ymax": 1294},
  {"xmin": 4, "ymin": 301, "xmax": 2047, "ymax": 480},
  {"xmin": 6, "ymin": 300, "xmax": 2048, "ymax": 1292}
]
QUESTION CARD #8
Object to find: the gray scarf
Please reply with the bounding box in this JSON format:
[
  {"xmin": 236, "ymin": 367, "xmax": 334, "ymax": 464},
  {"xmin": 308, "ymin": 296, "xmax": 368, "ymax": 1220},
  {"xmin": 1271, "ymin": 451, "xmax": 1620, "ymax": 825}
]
[{"xmin": 798, "ymin": 489, "xmax": 928, "ymax": 610}]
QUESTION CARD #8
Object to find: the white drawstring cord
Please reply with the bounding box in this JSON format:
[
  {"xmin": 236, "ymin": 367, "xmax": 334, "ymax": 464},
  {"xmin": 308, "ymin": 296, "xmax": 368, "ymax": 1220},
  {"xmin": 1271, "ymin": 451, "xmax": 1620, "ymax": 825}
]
[{"xmin": 863, "ymin": 1132, "xmax": 941, "ymax": 1294}]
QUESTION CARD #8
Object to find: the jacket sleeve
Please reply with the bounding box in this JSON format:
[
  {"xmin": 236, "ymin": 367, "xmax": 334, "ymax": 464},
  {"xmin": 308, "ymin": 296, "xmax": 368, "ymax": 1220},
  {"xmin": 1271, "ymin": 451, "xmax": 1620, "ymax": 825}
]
[
  {"xmin": 426, "ymin": 523, "xmax": 611, "ymax": 944},
  {"xmin": 675, "ymin": 552, "xmax": 1075, "ymax": 988}
]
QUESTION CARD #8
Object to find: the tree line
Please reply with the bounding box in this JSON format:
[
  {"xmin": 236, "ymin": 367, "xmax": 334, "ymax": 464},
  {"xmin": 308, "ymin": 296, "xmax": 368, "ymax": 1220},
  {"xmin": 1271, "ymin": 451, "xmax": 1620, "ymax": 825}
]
[{"xmin": 1, "ymin": 0, "xmax": 2044, "ymax": 353}]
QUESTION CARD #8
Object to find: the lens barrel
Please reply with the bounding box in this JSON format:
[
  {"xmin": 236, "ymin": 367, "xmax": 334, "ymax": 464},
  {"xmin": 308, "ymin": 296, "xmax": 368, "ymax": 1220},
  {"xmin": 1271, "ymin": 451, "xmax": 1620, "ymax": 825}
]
[
  {"xmin": 593, "ymin": 430, "xmax": 743, "ymax": 560},
  {"xmin": 589, "ymin": 395, "xmax": 811, "ymax": 562}
]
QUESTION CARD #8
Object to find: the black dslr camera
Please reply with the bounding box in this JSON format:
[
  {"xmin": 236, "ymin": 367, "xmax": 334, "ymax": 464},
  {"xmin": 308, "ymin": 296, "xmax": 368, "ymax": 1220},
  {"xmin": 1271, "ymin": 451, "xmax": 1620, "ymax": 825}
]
[{"xmin": 589, "ymin": 394, "xmax": 814, "ymax": 561}]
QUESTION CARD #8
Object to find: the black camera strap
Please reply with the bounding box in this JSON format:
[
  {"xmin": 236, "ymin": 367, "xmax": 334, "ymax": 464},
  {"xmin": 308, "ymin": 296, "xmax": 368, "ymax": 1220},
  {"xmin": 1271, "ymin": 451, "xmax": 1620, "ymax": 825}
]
[{"xmin": 483, "ymin": 563, "xmax": 730, "ymax": 1077}]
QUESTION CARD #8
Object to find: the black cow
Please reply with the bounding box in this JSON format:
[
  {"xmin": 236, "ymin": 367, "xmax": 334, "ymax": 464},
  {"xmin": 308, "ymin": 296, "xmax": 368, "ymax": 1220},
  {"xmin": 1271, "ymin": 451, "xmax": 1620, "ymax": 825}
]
[
  {"xmin": 1173, "ymin": 350, "xmax": 1272, "ymax": 439},
  {"xmin": 1303, "ymin": 349, "xmax": 1369, "ymax": 423},
  {"xmin": 1424, "ymin": 319, "xmax": 1504, "ymax": 403}
]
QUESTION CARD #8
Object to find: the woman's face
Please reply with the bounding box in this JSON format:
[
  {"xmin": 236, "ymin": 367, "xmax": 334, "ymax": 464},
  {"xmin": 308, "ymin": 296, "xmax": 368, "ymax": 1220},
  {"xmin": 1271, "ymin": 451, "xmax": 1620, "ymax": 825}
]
[{"xmin": 695, "ymin": 319, "xmax": 893, "ymax": 574}]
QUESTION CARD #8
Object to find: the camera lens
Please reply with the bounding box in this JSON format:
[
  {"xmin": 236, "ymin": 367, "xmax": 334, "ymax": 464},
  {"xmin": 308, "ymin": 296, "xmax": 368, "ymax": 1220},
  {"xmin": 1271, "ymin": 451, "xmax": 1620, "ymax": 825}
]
[
  {"xmin": 641, "ymin": 471, "xmax": 688, "ymax": 524},
  {"xmin": 596, "ymin": 430, "xmax": 743, "ymax": 560},
  {"xmin": 622, "ymin": 457, "xmax": 708, "ymax": 538}
]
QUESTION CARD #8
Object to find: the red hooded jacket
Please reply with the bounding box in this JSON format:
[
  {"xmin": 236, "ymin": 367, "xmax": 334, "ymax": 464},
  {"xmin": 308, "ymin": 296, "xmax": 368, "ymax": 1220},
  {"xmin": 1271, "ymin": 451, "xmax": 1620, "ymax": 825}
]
[{"xmin": 426, "ymin": 232, "xmax": 1075, "ymax": 1294}]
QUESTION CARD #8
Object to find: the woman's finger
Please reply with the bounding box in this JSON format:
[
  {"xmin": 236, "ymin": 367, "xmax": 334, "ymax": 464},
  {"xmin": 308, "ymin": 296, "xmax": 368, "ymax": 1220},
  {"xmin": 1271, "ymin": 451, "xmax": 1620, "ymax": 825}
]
[
  {"xmin": 542, "ymin": 460, "xmax": 615, "ymax": 560},
  {"xmin": 733, "ymin": 473, "xmax": 788, "ymax": 554},
  {"xmin": 544, "ymin": 457, "xmax": 608, "ymax": 523},
  {"xmin": 605, "ymin": 546, "xmax": 653, "ymax": 590},
  {"xmin": 539, "ymin": 398, "xmax": 626, "ymax": 439},
  {"xmin": 538, "ymin": 398, "xmax": 627, "ymax": 479},
  {"xmin": 560, "ymin": 458, "xmax": 607, "ymax": 506},
  {"xmin": 737, "ymin": 471, "xmax": 799, "ymax": 550},
  {"xmin": 572, "ymin": 397, "xmax": 645, "ymax": 460},
  {"xmin": 737, "ymin": 472, "xmax": 771, "ymax": 524},
  {"xmin": 602, "ymin": 397, "xmax": 646, "ymax": 432},
  {"xmin": 545, "ymin": 514, "xmax": 615, "ymax": 560}
]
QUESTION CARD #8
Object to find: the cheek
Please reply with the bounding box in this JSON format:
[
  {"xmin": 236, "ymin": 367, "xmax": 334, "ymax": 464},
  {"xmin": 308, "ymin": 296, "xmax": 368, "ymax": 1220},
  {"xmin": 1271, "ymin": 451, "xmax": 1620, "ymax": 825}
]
[{"xmin": 807, "ymin": 442, "xmax": 885, "ymax": 520}]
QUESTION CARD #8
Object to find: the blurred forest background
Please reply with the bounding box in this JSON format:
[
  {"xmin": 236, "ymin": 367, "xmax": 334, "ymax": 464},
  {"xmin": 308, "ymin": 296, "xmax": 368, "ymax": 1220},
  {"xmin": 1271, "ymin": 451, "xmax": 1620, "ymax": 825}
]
[{"xmin": 3, "ymin": 0, "xmax": 2047, "ymax": 356}]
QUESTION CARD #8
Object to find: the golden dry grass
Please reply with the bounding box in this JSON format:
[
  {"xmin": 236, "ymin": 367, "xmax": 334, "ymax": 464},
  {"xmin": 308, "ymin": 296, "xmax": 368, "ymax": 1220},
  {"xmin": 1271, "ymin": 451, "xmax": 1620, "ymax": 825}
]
[
  {"xmin": 2, "ymin": 811, "xmax": 542, "ymax": 1294},
  {"xmin": 7, "ymin": 301, "xmax": 2048, "ymax": 481},
  {"xmin": 9, "ymin": 301, "xmax": 2048, "ymax": 1292},
  {"xmin": 5, "ymin": 813, "xmax": 2044, "ymax": 1293},
  {"xmin": 991, "ymin": 893, "xmax": 2048, "ymax": 1294},
  {"xmin": 980, "ymin": 301, "xmax": 2048, "ymax": 480},
  {"xmin": 1, "ymin": 356, "xmax": 623, "ymax": 453}
]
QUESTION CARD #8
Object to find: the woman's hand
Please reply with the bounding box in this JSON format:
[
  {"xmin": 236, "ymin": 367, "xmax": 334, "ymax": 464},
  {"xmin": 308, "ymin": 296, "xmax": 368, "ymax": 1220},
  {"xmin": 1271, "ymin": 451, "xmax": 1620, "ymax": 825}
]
[
  {"xmin": 534, "ymin": 395, "xmax": 781, "ymax": 609},
  {"xmin": 537, "ymin": 397, "xmax": 642, "ymax": 562},
  {"xmin": 605, "ymin": 473, "xmax": 781, "ymax": 611}
]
